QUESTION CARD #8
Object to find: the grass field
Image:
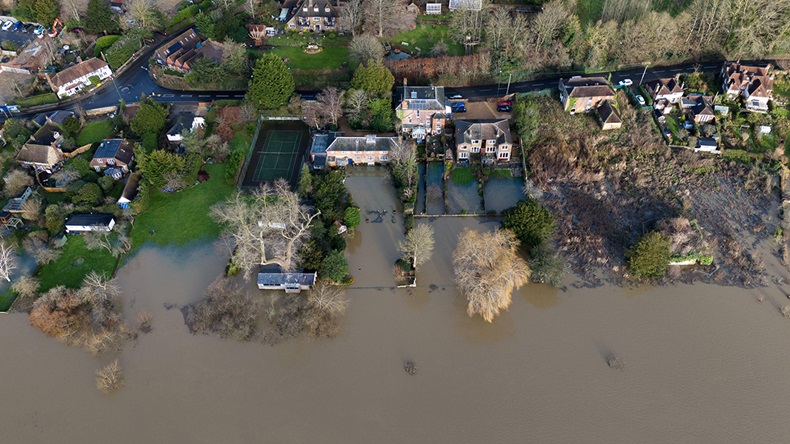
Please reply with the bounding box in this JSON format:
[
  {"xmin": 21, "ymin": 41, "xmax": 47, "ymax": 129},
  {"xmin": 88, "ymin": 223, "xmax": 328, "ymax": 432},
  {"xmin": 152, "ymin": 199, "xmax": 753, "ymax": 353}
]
[
  {"xmin": 77, "ymin": 120, "xmax": 114, "ymax": 146},
  {"xmin": 390, "ymin": 24, "xmax": 464, "ymax": 57},
  {"xmin": 37, "ymin": 236, "xmax": 118, "ymax": 291},
  {"xmin": 269, "ymin": 46, "xmax": 350, "ymax": 70},
  {"xmin": 451, "ymin": 166, "xmax": 475, "ymax": 185},
  {"xmin": 130, "ymin": 163, "xmax": 234, "ymax": 250}
]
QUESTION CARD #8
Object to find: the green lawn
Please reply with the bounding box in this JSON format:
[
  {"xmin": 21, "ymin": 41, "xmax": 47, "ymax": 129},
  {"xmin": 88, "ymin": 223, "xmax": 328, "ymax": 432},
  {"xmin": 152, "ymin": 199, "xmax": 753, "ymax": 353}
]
[
  {"xmin": 390, "ymin": 24, "xmax": 464, "ymax": 56},
  {"xmin": 37, "ymin": 236, "xmax": 118, "ymax": 291},
  {"xmin": 0, "ymin": 289, "xmax": 15, "ymax": 312},
  {"xmin": 269, "ymin": 46, "xmax": 350, "ymax": 70},
  {"xmin": 665, "ymin": 114, "xmax": 681, "ymax": 140},
  {"xmin": 14, "ymin": 93, "xmax": 59, "ymax": 108},
  {"xmin": 451, "ymin": 166, "xmax": 475, "ymax": 185},
  {"xmin": 129, "ymin": 163, "xmax": 234, "ymax": 250},
  {"xmin": 77, "ymin": 120, "xmax": 114, "ymax": 146}
]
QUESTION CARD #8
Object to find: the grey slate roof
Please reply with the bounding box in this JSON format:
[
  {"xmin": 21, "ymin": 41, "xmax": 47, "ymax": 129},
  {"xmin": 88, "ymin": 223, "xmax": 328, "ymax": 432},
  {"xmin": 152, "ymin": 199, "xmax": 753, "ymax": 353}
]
[
  {"xmin": 65, "ymin": 213, "xmax": 115, "ymax": 227},
  {"xmin": 326, "ymin": 135, "xmax": 400, "ymax": 152},
  {"xmin": 396, "ymin": 85, "xmax": 448, "ymax": 111},
  {"xmin": 310, "ymin": 131, "xmax": 342, "ymax": 154},
  {"xmin": 257, "ymin": 271, "xmax": 317, "ymax": 287},
  {"xmin": 94, "ymin": 139, "xmax": 133, "ymax": 164},
  {"xmin": 561, "ymin": 76, "xmax": 615, "ymax": 99},
  {"xmin": 454, "ymin": 119, "xmax": 512, "ymax": 145}
]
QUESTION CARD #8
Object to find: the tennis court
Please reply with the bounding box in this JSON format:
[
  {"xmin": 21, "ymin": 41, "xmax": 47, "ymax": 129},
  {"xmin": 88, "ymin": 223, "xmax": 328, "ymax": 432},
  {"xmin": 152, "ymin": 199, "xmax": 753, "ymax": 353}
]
[{"xmin": 240, "ymin": 121, "xmax": 311, "ymax": 188}]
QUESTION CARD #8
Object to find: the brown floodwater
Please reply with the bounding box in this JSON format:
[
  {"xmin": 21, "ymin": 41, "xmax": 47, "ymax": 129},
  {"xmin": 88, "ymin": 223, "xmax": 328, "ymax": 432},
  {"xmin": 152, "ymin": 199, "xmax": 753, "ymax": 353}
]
[{"xmin": 2, "ymin": 170, "xmax": 790, "ymax": 443}]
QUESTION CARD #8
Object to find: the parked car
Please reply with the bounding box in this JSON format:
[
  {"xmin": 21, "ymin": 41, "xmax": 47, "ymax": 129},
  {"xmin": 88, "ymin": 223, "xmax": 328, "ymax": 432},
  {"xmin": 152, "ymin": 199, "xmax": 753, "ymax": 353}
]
[
  {"xmin": 34, "ymin": 24, "xmax": 45, "ymax": 36},
  {"xmin": 618, "ymin": 79, "xmax": 633, "ymax": 87},
  {"xmin": 497, "ymin": 99, "xmax": 513, "ymax": 107},
  {"xmin": 22, "ymin": 23, "xmax": 34, "ymax": 32},
  {"xmin": 635, "ymin": 95, "xmax": 646, "ymax": 106},
  {"xmin": 449, "ymin": 94, "xmax": 463, "ymax": 99},
  {"xmin": 682, "ymin": 119, "xmax": 694, "ymax": 130},
  {"xmin": 12, "ymin": 21, "xmax": 23, "ymax": 31},
  {"xmin": 1, "ymin": 21, "xmax": 13, "ymax": 31},
  {"xmin": 497, "ymin": 105, "xmax": 512, "ymax": 113},
  {"xmin": 452, "ymin": 102, "xmax": 466, "ymax": 113}
]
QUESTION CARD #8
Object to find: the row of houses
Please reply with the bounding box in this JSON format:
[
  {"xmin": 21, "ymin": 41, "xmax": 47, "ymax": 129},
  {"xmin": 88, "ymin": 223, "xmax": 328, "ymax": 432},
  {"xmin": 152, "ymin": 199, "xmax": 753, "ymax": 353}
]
[{"xmin": 154, "ymin": 29, "xmax": 226, "ymax": 74}]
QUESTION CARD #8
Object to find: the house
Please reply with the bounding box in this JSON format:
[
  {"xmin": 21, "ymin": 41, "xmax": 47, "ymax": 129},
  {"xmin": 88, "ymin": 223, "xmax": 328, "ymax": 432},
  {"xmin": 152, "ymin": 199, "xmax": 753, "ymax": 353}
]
[
  {"xmin": 597, "ymin": 100, "xmax": 622, "ymax": 131},
  {"xmin": 32, "ymin": 110, "xmax": 74, "ymax": 128},
  {"xmin": 683, "ymin": 94, "xmax": 714, "ymax": 123},
  {"xmin": 695, "ymin": 137, "xmax": 719, "ymax": 153},
  {"xmin": 154, "ymin": 29, "xmax": 225, "ymax": 74},
  {"xmin": 405, "ymin": 2, "xmax": 419, "ymax": 14},
  {"xmin": 558, "ymin": 77, "xmax": 615, "ymax": 114},
  {"xmin": 309, "ymin": 131, "xmax": 340, "ymax": 170},
  {"xmin": 48, "ymin": 58, "xmax": 112, "ymax": 98},
  {"xmin": 0, "ymin": 40, "xmax": 50, "ymax": 74},
  {"xmin": 90, "ymin": 139, "xmax": 134, "ymax": 172},
  {"xmin": 449, "ymin": 0, "xmax": 482, "ymax": 11},
  {"xmin": 282, "ymin": 0, "xmax": 338, "ymax": 32},
  {"xmin": 721, "ymin": 62, "xmax": 774, "ymax": 112},
  {"xmin": 257, "ymin": 269, "xmax": 317, "ymax": 293},
  {"xmin": 166, "ymin": 113, "xmax": 204, "ymax": 143},
  {"xmin": 17, "ymin": 144, "xmax": 63, "ymax": 173},
  {"xmin": 395, "ymin": 82, "xmax": 452, "ymax": 138},
  {"xmin": 454, "ymin": 119, "xmax": 513, "ymax": 162},
  {"xmin": 320, "ymin": 134, "xmax": 399, "ymax": 167},
  {"xmin": 118, "ymin": 172, "xmax": 141, "ymax": 209},
  {"xmin": 425, "ymin": 2, "xmax": 442, "ymax": 14},
  {"xmin": 65, "ymin": 213, "xmax": 116, "ymax": 233},
  {"xmin": 647, "ymin": 76, "xmax": 684, "ymax": 104},
  {"xmin": 28, "ymin": 123, "xmax": 64, "ymax": 149}
]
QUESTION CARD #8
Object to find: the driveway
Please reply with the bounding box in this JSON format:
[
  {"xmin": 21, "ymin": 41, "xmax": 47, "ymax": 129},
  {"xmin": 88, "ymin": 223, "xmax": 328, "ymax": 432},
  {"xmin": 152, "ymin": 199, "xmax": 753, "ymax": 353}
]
[{"xmin": 454, "ymin": 100, "xmax": 512, "ymax": 120}]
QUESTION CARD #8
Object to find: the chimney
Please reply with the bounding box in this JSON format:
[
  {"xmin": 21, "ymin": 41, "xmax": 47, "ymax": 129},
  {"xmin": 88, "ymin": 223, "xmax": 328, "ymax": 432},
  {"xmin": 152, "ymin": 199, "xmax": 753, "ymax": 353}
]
[{"xmin": 403, "ymin": 78, "xmax": 407, "ymax": 86}]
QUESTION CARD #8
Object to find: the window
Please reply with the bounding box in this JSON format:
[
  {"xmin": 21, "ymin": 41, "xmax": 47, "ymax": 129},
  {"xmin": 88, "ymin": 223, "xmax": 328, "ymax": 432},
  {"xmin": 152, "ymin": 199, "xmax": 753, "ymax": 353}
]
[
  {"xmin": 499, "ymin": 152, "xmax": 509, "ymax": 159},
  {"xmin": 500, "ymin": 145, "xmax": 509, "ymax": 150},
  {"xmin": 313, "ymin": 17, "xmax": 319, "ymax": 21},
  {"xmin": 380, "ymin": 155, "xmax": 388, "ymax": 161},
  {"xmin": 488, "ymin": 139, "xmax": 496, "ymax": 145},
  {"xmin": 471, "ymin": 146, "xmax": 480, "ymax": 153},
  {"xmin": 486, "ymin": 146, "xmax": 495, "ymax": 153},
  {"xmin": 458, "ymin": 152, "xmax": 469, "ymax": 159},
  {"xmin": 472, "ymin": 139, "xmax": 479, "ymax": 144},
  {"xmin": 367, "ymin": 156, "xmax": 374, "ymax": 162}
]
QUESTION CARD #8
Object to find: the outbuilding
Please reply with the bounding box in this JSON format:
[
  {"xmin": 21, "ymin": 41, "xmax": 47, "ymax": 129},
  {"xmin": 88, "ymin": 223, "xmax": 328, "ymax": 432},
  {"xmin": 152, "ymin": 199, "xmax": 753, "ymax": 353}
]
[{"xmin": 65, "ymin": 213, "xmax": 116, "ymax": 233}]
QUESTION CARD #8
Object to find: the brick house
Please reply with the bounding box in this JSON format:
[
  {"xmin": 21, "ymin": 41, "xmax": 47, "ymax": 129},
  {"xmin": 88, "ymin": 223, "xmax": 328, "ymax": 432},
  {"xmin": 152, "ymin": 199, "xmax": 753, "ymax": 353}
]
[
  {"xmin": 682, "ymin": 94, "xmax": 714, "ymax": 123},
  {"xmin": 90, "ymin": 139, "xmax": 134, "ymax": 173},
  {"xmin": 721, "ymin": 62, "xmax": 774, "ymax": 112},
  {"xmin": 154, "ymin": 29, "xmax": 225, "ymax": 74},
  {"xmin": 48, "ymin": 58, "xmax": 112, "ymax": 98},
  {"xmin": 311, "ymin": 133, "xmax": 399, "ymax": 167},
  {"xmin": 647, "ymin": 75, "xmax": 684, "ymax": 114},
  {"xmin": 597, "ymin": 100, "xmax": 622, "ymax": 130},
  {"xmin": 395, "ymin": 83, "xmax": 451, "ymax": 138},
  {"xmin": 454, "ymin": 119, "xmax": 513, "ymax": 162},
  {"xmin": 558, "ymin": 76, "xmax": 615, "ymax": 114},
  {"xmin": 283, "ymin": 0, "xmax": 338, "ymax": 32}
]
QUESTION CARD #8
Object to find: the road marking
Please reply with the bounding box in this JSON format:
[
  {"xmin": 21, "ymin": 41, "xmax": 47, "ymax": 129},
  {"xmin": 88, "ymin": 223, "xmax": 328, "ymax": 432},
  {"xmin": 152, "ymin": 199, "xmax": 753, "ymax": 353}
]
[
  {"xmin": 534, "ymin": 83, "xmax": 545, "ymax": 87},
  {"xmin": 480, "ymin": 88, "xmax": 494, "ymax": 92},
  {"xmin": 233, "ymin": 94, "xmax": 244, "ymax": 98},
  {"xmin": 703, "ymin": 65, "xmax": 718, "ymax": 69},
  {"xmin": 670, "ymin": 68, "xmax": 683, "ymax": 72},
  {"xmin": 217, "ymin": 95, "xmax": 229, "ymax": 98},
  {"xmin": 198, "ymin": 94, "xmax": 209, "ymax": 97},
  {"xmin": 181, "ymin": 94, "xmax": 192, "ymax": 97},
  {"xmin": 163, "ymin": 93, "xmax": 174, "ymax": 97}
]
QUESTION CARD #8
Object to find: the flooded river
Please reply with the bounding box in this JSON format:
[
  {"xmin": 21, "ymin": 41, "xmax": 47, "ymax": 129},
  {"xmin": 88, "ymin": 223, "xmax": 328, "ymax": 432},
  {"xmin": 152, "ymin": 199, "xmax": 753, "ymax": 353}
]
[{"xmin": 2, "ymin": 171, "xmax": 790, "ymax": 443}]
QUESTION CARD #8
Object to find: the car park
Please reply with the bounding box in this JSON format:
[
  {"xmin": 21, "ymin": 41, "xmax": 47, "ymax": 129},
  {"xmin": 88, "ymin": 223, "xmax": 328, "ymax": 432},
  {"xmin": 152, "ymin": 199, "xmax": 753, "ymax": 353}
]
[
  {"xmin": 618, "ymin": 79, "xmax": 633, "ymax": 87},
  {"xmin": 1, "ymin": 21, "xmax": 13, "ymax": 31}
]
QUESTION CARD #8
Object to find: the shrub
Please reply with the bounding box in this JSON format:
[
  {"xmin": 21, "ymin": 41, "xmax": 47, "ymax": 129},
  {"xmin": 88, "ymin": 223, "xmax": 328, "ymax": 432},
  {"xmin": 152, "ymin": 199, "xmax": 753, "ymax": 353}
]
[
  {"xmin": 14, "ymin": 93, "xmax": 58, "ymax": 108},
  {"xmin": 322, "ymin": 250, "xmax": 348, "ymax": 283},
  {"xmin": 528, "ymin": 247, "xmax": 566, "ymax": 287},
  {"xmin": 501, "ymin": 199, "xmax": 556, "ymax": 250},
  {"xmin": 344, "ymin": 206, "xmax": 360, "ymax": 229},
  {"xmin": 167, "ymin": 4, "xmax": 199, "ymax": 27},
  {"xmin": 628, "ymin": 231, "xmax": 671, "ymax": 280},
  {"xmin": 94, "ymin": 35, "xmax": 122, "ymax": 57},
  {"xmin": 105, "ymin": 37, "xmax": 142, "ymax": 70}
]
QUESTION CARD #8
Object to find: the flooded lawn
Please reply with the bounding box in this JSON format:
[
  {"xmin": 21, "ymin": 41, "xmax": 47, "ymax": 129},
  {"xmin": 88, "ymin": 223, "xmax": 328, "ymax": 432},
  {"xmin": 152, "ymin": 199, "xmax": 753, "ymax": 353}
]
[
  {"xmin": 425, "ymin": 161, "xmax": 445, "ymax": 215},
  {"xmin": 3, "ymin": 204, "xmax": 790, "ymax": 441},
  {"xmin": 417, "ymin": 163, "xmax": 426, "ymax": 214},
  {"xmin": 484, "ymin": 177, "xmax": 524, "ymax": 213},
  {"xmin": 447, "ymin": 180, "xmax": 483, "ymax": 214}
]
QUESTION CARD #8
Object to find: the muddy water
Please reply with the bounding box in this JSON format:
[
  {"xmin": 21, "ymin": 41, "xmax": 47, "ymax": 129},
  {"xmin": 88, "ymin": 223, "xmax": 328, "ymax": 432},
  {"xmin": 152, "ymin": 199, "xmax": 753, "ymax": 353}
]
[{"xmin": 2, "ymin": 174, "xmax": 790, "ymax": 442}]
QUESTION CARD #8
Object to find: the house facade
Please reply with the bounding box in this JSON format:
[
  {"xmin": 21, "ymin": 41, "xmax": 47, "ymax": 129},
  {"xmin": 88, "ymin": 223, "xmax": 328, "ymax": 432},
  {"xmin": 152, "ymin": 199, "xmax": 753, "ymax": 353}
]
[
  {"xmin": 48, "ymin": 58, "xmax": 112, "ymax": 98},
  {"xmin": 91, "ymin": 139, "xmax": 134, "ymax": 172},
  {"xmin": 721, "ymin": 62, "xmax": 774, "ymax": 112},
  {"xmin": 283, "ymin": 0, "xmax": 337, "ymax": 32},
  {"xmin": 454, "ymin": 119, "xmax": 513, "ymax": 162},
  {"xmin": 558, "ymin": 77, "xmax": 615, "ymax": 114},
  {"xmin": 65, "ymin": 214, "xmax": 116, "ymax": 233},
  {"xmin": 395, "ymin": 83, "xmax": 451, "ymax": 138}
]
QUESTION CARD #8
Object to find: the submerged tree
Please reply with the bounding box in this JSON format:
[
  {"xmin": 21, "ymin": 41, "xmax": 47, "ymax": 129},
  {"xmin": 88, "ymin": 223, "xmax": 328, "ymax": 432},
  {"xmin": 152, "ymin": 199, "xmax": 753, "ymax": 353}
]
[
  {"xmin": 0, "ymin": 241, "xmax": 17, "ymax": 282},
  {"xmin": 452, "ymin": 228, "xmax": 530, "ymax": 322},
  {"xmin": 211, "ymin": 179, "xmax": 321, "ymax": 279},
  {"xmin": 398, "ymin": 223, "xmax": 435, "ymax": 271}
]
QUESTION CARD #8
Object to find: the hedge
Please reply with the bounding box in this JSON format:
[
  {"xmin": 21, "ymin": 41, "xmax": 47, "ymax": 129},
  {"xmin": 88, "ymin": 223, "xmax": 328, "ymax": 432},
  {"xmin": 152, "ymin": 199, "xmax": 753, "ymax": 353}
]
[
  {"xmin": 167, "ymin": 4, "xmax": 199, "ymax": 28},
  {"xmin": 105, "ymin": 37, "xmax": 142, "ymax": 70},
  {"xmin": 94, "ymin": 35, "xmax": 122, "ymax": 57},
  {"xmin": 14, "ymin": 93, "xmax": 59, "ymax": 108}
]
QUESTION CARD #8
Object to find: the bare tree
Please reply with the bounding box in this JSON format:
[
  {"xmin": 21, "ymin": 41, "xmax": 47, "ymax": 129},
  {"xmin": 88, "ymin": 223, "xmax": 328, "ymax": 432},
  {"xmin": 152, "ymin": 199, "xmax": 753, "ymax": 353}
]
[
  {"xmin": 246, "ymin": 0, "xmax": 260, "ymax": 19},
  {"xmin": 84, "ymin": 230, "xmax": 130, "ymax": 257},
  {"xmin": 317, "ymin": 87, "xmax": 344, "ymax": 127},
  {"xmin": 20, "ymin": 197, "xmax": 41, "ymax": 221},
  {"xmin": 345, "ymin": 88, "xmax": 368, "ymax": 121},
  {"xmin": 124, "ymin": 0, "xmax": 161, "ymax": 31},
  {"xmin": 0, "ymin": 241, "xmax": 16, "ymax": 282},
  {"xmin": 309, "ymin": 283, "xmax": 349, "ymax": 316},
  {"xmin": 249, "ymin": 26, "xmax": 266, "ymax": 46},
  {"xmin": 211, "ymin": 180, "xmax": 321, "ymax": 279},
  {"xmin": 62, "ymin": 0, "xmax": 83, "ymax": 23},
  {"xmin": 3, "ymin": 169, "xmax": 31, "ymax": 197},
  {"xmin": 96, "ymin": 360, "xmax": 124, "ymax": 394},
  {"xmin": 349, "ymin": 34, "xmax": 385, "ymax": 65},
  {"xmin": 452, "ymin": 228, "xmax": 530, "ymax": 322},
  {"xmin": 398, "ymin": 223, "xmax": 435, "ymax": 270},
  {"xmin": 390, "ymin": 139, "xmax": 417, "ymax": 198},
  {"xmin": 365, "ymin": 0, "xmax": 411, "ymax": 36},
  {"xmin": 532, "ymin": 0, "xmax": 571, "ymax": 49},
  {"xmin": 23, "ymin": 236, "xmax": 61, "ymax": 265},
  {"xmin": 340, "ymin": 0, "xmax": 365, "ymax": 36},
  {"xmin": 12, "ymin": 275, "xmax": 39, "ymax": 299},
  {"xmin": 186, "ymin": 276, "xmax": 262, "ymax": 340},
  {"xmin": 302, "ymin": 100, "xmax": 330, "ymax": 129}
]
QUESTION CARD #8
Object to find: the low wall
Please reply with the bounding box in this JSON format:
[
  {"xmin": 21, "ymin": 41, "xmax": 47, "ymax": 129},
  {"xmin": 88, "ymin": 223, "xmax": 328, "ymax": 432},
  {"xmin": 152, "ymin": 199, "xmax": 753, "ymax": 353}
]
[
  {"xmin": 85, "ymin": 105, "xmax": 118, "ymax": 117},
  {"xmin": 62, "ymin": 144, "xmax": 92, "ymax": 159}
]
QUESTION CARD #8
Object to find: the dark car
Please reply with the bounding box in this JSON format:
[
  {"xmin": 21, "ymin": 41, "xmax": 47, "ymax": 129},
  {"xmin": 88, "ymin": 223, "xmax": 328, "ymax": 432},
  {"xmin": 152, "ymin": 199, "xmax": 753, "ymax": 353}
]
[
  {"xmin": 452, "ymin": 102, "xmax": 466, "ymax": 113},
  {"xmin": 497, "ymin": 105, "xmax": 512, "ymax": 113},
  {"xmin": 12, "ymin": 21, "xmax": 22, "ymax": 31},
  {"xmin": 70, "ymin": 27, "xmax": 84, "ymax": 34},
  {"xmin": 497, "ymin": 99, "xmax": 513, "ymax": 107}
]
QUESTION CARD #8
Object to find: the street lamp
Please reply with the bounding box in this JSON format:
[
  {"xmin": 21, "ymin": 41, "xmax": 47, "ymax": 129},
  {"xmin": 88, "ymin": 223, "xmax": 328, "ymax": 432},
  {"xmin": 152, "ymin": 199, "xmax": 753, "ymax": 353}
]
[{"xmin": 639, "ymin": 62, "xmax": 650, "ymax": 86}]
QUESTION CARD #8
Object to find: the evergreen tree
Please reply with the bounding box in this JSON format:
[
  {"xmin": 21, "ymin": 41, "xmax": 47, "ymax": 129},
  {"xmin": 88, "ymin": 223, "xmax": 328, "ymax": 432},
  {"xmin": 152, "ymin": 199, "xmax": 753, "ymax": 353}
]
[
  {"xmin": 85, "ymin": 0, "xmax": 119, "ymax": 34},
  {"xmin": 130, "ymin": 98, "xmax": 168, "ymax": 138},
  {"xmin": 33, "ymin": 0, "xmax": 60, "ymax": 27},
  {"xmin": 246, "ymin": 54, "xmax": 294, "ymax": 109},
  {"xmin": 350, "ymin": 61, "xmax": 394, "ymax": 97}
]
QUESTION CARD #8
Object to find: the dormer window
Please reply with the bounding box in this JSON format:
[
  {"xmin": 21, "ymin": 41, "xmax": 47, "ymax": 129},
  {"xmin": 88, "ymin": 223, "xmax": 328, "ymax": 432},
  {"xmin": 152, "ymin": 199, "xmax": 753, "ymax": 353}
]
[
  {"xmin": 313, "ymin": 5, "xmax": 318, "ymax": 11},
  {"xmin": 325, "ymin": 4, "xmax": 330, "ymax": 11}
]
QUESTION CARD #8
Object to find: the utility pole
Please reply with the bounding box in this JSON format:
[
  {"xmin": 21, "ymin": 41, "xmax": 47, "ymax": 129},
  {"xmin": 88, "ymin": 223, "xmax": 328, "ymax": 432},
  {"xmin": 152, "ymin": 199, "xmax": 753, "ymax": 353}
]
[
  {"xmin": 505, "ymin": 73, "xmax": 512, "ymax": 96},
  {"xmin": 497, "ymin": 70, "xmax": 502, "ymax": 98},
  {"xmin": 639, "ymin": 62, "xmax": 649, "ymax": 86}
]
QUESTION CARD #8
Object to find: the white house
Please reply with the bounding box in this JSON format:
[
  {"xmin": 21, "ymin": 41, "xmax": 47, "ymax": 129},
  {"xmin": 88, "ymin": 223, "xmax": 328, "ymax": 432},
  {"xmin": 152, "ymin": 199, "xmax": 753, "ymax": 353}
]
[
  {"xmin": 166, "ymin": 114, "xmax": 204, "ymax": 144},
  {"xmin": 257, "ymin": 270, "xmax": 317, "ymax": 293},
  {"xmin": 48, "ymin": 58, "xmax": 112, "ymax": 99},
  {"xmin": 65, "ymin": 213, "xmax": 116, "ymax": 233}
]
